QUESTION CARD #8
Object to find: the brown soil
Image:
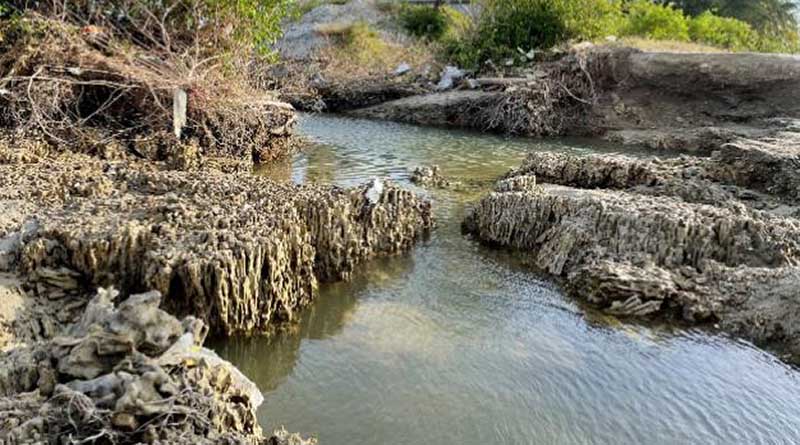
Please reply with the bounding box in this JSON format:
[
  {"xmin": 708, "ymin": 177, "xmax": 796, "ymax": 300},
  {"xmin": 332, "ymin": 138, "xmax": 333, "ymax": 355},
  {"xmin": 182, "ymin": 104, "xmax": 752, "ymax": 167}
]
[{"xmin": 333, "ymin": 47, "xmax": 800, "ymax": 151}]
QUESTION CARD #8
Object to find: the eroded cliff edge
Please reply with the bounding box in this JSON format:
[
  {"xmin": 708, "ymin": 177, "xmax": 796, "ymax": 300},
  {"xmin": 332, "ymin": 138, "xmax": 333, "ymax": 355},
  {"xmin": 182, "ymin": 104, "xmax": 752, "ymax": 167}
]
[
  {"xmin": 463, "ymin": 132, "xmax": 800, "ymax": 363},
  {"xmin": 345, "ymin": 48, "xmax": 800, "ymax": 151}
]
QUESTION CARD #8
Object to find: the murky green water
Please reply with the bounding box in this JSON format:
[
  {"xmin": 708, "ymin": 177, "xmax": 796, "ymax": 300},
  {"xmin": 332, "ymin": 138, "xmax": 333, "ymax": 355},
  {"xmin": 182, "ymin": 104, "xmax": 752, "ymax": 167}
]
[{"xmin": 212, "ymin": 115, "xmax": 800, "ymax": 445}]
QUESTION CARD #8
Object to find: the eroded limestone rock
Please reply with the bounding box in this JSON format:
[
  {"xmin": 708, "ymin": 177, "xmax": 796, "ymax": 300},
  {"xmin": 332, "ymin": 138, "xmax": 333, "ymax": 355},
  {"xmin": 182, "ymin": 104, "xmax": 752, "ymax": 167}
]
[
  {"xmin": 507, "ymin": 138, "xmax": 800, "ymax": 213},
  {"xmin": 0, "ymin": 288, "xmax": 302, "ymax": 444},
  {"xmin": 410, "ymin": 165, "xmax": 463, "ymax": 190},
  {"xmin": 1, "ymin": 155, "xmax": 432, "ymax": 336},
  {"xmin": 465, "ymin": 133, "xmax": 800, "ymax": 362}
]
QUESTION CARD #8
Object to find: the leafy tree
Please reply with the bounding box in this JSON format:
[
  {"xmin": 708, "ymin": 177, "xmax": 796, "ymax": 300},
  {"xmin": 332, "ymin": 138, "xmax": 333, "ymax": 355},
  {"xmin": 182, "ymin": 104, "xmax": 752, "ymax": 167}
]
[
  {"xmin": 666, "ymin": 0, "xmax": 798, "ymax": 31},
  {"xmin": 689, "ymin": 11, "xmax": 755, "ymax": 50},
  {"xmin": 624, "ymin": 0, "xmax": 690, "ymax": 41}
]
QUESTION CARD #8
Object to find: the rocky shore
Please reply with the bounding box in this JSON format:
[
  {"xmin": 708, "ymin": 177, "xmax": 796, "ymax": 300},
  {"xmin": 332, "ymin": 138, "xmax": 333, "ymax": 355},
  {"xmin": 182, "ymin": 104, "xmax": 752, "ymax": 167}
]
[
  {"xmin": 0, "ymin": 121, "xmax": 432, "ymax": 443},
  {"xmin": 464, "ymin": 132, "xmax": 800, "ymax": 363}
]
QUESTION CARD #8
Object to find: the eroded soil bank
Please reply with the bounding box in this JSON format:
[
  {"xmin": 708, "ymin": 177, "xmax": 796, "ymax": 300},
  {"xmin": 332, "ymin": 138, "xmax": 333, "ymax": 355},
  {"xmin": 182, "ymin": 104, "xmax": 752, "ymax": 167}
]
[
  {"xmin": 292, "ymin": 46, "xmax": 800, "ymax": 152},
  {"xmin": 463, "ymin": 131, "xmax": 800, "ymax": 363}
]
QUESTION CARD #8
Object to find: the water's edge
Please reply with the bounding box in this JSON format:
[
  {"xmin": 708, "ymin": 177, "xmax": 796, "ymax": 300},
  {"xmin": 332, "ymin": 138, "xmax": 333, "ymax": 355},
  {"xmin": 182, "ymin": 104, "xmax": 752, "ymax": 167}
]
[{"xmin": 213, "ymin": 114, "xmax": 800, "ymax": 445}]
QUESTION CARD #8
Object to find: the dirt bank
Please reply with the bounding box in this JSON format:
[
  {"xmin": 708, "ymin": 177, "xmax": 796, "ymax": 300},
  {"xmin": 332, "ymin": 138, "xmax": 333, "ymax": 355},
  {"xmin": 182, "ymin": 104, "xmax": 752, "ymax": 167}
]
[
  {"xmin": 464, "ymin": 132, "xmax": 800, "ymax": 363},
  {"xmin": 343, "ymin": 47, "xmax": 800, "ymax": 150}
]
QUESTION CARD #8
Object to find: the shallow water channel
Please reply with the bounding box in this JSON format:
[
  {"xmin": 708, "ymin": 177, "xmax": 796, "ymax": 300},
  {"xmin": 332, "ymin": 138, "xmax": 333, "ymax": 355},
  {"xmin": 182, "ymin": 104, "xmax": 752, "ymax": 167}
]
[{"xmin": 212, "ymin": 114, "xmax": 800, "ymax": 445}]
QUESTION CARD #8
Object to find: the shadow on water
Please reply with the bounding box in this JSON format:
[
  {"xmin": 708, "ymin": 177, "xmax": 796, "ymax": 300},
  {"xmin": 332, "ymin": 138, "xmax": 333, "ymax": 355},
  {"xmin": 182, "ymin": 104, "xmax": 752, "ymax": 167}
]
[
  {"xmin": 215, "ymin": 114, "xmax": 800, "ymax": 445},
  {"xmin": 209, "ymin": 253, "xmax": 417, "ymax": 393}
]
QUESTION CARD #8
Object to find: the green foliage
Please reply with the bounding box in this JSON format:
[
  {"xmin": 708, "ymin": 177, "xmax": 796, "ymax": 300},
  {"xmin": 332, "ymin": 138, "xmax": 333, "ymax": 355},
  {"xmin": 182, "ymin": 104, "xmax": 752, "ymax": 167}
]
[
  {"xmin": 476, "ymin": 0, "xmax": 568, "ymax": 59},
  {"xmin": 334, "ymin": 21, "xmax": 394, "ymax": 64},
  {"xmin": 562, "ymin": 0, "xmax": 625, "ymax": 40},
  {"xmin": 205, "ymin": 0, "xmax": 291, "ymax": 57},
  {"xmin": 0, "ymin": 2, "xmax": 9, "ymax": 17},
  {"xmin": 440, "ymin": 0, "xmax": 625, "ymax": 67},
  {"xmin": 667, "ymin": 0, "xmax": 797, "ymax": 31},
  {"xmin": 399, "ymin": 4, "xmax": 448, "ymax": 40},
  {"xmin": 623, "ymin": 0, "xmax": 690, "ymax": 41},
  {"xmin": 753, "ymin": 27, "xmax": 800, "ymax": 53},
  {"xmin": 438, "ymin": 0, "xmax": 798, "ymax": 67},
  {"xmin": 440, "ymin": 5, "xmax": 473, "ymax": 39},
  {"xmin": 16, "ymin": 0, "xmax": 291, "ymax": 58},
  {"xmin": 689, "ymin": 11, "xmax": 754, "ymax": 50}
]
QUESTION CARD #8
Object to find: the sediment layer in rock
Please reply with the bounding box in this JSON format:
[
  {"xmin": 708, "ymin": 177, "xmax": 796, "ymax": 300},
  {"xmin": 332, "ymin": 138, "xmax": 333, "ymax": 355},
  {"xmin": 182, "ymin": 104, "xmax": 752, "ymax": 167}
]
[
  {"xmin": 506, "ymin": 136, "xmax": 800, "ymax": 214},
  {"xmin": 464, "ymin": 133, "xmax": 800, "ymax": 362},
  {"xmin": 349, "ymin": 90, "xmax": 503, "ymax": 129}
]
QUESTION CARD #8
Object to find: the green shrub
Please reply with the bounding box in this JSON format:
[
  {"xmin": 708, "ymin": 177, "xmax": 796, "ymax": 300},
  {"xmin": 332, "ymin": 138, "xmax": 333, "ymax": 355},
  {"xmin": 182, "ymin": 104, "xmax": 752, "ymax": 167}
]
[
  {"xmin": 623, "ymin": 0, "xmax": 690, "ymax": 41},
  {"xmin": 563, "ymin": 0, "xmax": 625, "ymax": 40},
  {"xmin": 688, "ymin": 11, "xmax": 754, "ymax": 50},
  {"xmin": 440, "ymin": 5, "xmax": 473, "ymax": 39},
  {"xmin": 753, "ymin": 27, "xmax": 800, "ymax": 54},
  {"xmin": 0, "ymin": 0, "xmax": 12, "ymax": 18},
  {"xmin": 476, "ymin": 0, "xmax": 569, "ymax": 59},
  {"xmin": 206, "ymin": 0, "xmax": 291, "ymax": 57},
  {"xmin": 440, "ymin": 0, "xmax": 626, "ymax": 67},
  {"xmin": 399, "ymin": 4, "xmax": 448, "ymax": 40}
]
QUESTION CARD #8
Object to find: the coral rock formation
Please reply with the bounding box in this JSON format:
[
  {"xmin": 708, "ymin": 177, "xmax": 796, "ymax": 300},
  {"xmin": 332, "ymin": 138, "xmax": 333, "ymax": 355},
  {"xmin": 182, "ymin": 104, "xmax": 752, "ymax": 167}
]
[
  {"xmin": 0, "ymin": 287, "xmax": 302, "ymax": 444},
  {"xmin": 464, "ymin": 134, "xmax": 800, "ymax": 362},
  {"xmin": 410, "ymin": 165, "xmax": 463, "ymax": 190},
  {"xmin": 0, "ymin": 155, "xmax": 432, "ymax": 337}
]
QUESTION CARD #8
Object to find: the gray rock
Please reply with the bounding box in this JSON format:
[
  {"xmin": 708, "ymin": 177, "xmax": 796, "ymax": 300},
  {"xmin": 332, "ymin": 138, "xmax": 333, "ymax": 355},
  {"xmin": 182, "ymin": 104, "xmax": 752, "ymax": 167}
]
[
  {"xmin": 394, "ymin": 63, "xmax": 412, "ymax": 76},
  {"xmin": 436, "ymin": 66, "xmax": 465, "ymax": 91},
  {"xmin": 464, "ymin": 133, "xmax": 800, "ymax": 363}
]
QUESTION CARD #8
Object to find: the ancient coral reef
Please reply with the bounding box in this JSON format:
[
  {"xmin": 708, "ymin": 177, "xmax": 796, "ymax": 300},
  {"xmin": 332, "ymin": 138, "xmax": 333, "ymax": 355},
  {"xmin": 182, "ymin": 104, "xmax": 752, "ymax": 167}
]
[
  {"xmin": 0, "ymin": 286, "xmax": 318, "ymax": 444},
  {"xmin": 464, "ymin": 133, "xmax": 800, "ymax": 362},
  {"xmin": 0, "ymin": 153, "xmax": 432, "ymax": 338}
]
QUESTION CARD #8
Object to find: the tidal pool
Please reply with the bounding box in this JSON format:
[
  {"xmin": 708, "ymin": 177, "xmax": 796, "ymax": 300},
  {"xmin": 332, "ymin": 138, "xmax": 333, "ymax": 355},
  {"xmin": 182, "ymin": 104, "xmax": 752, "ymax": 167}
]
[{"xmin": 212, "ymin": 114, "xmax": 800, "ymax": 445}]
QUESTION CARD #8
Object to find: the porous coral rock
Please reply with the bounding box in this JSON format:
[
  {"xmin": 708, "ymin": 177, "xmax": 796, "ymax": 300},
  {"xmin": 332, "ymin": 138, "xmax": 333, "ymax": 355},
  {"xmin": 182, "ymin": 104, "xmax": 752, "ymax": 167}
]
[
  {"xmin": 410, "ymin": 165, "xmax": 462, "ymax": 189},
  {"xmin": 0, "ymin": 288, "xmax": 295, "ymax": 444},
  {"xmin": 1, "ymin": 154, "xmax": 432, "ymax": 336},
  {"xmin": 465, "ymin": 133, "xmax": 800, "ymax": 362}
]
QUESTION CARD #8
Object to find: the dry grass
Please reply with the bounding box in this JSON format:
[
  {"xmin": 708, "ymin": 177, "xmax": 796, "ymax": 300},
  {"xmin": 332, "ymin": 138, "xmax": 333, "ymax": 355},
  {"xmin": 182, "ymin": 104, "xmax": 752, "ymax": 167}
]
[
  {"xmin": 610, "ymin": 37, "xmax": 730, "ymax": 53},
  {"xmin": 317, "ymin": 21, "xmax": 436, "ymax": 79},
  {"xmin": 0, "ymin": 12, "xmax": 285, "ymax": 161}
]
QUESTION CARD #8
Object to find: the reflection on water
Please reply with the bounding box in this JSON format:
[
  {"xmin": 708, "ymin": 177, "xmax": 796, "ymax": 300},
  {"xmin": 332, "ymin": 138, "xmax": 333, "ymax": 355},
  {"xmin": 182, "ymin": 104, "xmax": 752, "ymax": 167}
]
[{"xmin": 215, "ymin": 114, "xmax": 800, "ymax": 445}]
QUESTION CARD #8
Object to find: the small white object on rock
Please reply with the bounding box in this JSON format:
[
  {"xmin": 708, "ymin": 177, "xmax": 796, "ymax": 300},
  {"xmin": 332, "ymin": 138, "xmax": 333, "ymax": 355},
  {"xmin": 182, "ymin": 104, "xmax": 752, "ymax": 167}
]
[
  {"xmin": 366, "ymin": 177, "xmax": 383, "ymax": 205},
  {"xmin": 436, "ymin": 66, "xmax": 465, "ymax": 91},
  {"xmin": 518, "ymin": 48, "xmax": 536, "ymax": 60},
  {"xmin": 605, "ymin": 35, "xmax": 618, "ymax": 42},
  {"xmin": 394, "ymin": 63, "xmax": 412, "ymax": 76},
  {"xmin": 466, "ymin": 78, "xmax": 480, "ymax": 89},
  {"xmin": 503, "ymin": 58, "xmax": 515, "ymax": 67},
  {"xmin": 173, "ymin": 88, "xmax": 188, "ymax": 139}
]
